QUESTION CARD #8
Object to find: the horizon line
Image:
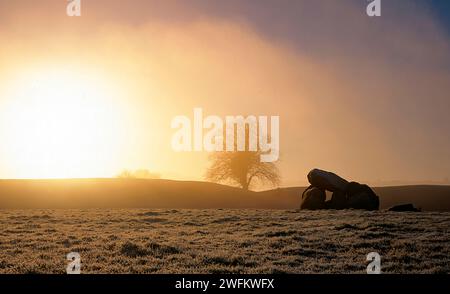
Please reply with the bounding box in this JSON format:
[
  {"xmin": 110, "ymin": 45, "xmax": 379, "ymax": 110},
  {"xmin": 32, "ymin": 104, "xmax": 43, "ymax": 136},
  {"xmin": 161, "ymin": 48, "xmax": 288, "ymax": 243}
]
[{"xmin": 0, "ymin": 177, "xmax": 449, "ymax": 188}]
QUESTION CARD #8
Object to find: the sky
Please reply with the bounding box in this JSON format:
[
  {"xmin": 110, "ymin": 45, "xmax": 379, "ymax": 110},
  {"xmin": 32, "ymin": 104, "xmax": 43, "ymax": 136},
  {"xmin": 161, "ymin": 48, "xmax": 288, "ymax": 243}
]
[{"xmin": 0, "ymin": 0, "xmax": 449, "ymax": 187}]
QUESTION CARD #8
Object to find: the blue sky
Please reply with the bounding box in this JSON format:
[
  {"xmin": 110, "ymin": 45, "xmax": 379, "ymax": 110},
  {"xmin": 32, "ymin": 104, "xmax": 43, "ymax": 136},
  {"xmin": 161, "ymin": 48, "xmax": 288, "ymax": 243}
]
[{"xmin": 428, "ymin": 0, "xmax": 450, "ymax": 34}]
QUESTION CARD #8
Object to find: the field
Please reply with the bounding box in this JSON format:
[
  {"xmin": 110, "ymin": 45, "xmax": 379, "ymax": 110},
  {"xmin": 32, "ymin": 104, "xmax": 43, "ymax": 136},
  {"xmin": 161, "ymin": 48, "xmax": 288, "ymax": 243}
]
[
  {"xmin": 0, "ymin": 209, "xmax": 449, "ymax": 274},
  {"xmin": 2, "ymin": 179, "xmax": 450, "ymax": 211}
]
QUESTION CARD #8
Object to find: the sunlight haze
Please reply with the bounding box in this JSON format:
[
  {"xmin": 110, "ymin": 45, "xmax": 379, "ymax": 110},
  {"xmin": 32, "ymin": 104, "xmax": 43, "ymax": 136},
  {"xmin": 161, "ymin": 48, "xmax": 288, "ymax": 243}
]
[{"xmin": 0, "ymin": 0, "xmax": 449, "ymax": 186}]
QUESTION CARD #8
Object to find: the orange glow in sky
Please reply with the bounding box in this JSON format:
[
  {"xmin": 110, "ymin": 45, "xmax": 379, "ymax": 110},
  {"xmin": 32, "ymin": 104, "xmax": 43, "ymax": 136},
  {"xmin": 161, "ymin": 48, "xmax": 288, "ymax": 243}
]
[{"xmin": 0, "ymin": 0, "xmax": 449, "ymax": 186}]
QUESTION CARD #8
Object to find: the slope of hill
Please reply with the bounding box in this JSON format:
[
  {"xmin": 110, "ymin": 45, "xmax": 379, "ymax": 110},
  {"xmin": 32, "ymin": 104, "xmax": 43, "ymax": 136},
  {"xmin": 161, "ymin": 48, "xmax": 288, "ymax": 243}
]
[
  {"xmin": 0, "ymin": 179, "xmax": 449, "ymax": 211},
  {"xmin": 259, "ymin": 186, "xmax": 450, "ymax": 211}
]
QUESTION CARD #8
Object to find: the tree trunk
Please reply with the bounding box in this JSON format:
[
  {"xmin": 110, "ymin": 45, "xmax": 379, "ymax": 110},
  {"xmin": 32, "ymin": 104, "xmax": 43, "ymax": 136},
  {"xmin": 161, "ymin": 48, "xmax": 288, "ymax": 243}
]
[
  {"xmin": 243, "ymin": 175, "xmax": 255, "ymax": 191},
  {"xmin": 242, "ymin": 182, "xmax": 250, "ymax": 191}
]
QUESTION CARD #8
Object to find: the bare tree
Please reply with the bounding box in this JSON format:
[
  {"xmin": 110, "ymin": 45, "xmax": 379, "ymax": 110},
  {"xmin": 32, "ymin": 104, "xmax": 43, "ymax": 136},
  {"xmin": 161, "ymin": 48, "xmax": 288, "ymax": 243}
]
[
  {"xmin": 118, "ymin": 169, "xmax": 134, "ymax": 179},
  {"xmin": 205, "ymin": 150, "xmax": 280, "ymax": 191},
  {"xmin": 117, "ymin": 169, "xmax": 161, "ymax": 179}
]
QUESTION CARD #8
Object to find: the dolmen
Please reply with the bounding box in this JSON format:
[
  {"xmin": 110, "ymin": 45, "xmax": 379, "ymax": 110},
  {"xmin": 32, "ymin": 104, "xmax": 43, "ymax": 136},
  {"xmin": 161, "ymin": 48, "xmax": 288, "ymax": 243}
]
[{"xmin": 301, "ymin": 169, "xmax": 380, "ymax": 211}]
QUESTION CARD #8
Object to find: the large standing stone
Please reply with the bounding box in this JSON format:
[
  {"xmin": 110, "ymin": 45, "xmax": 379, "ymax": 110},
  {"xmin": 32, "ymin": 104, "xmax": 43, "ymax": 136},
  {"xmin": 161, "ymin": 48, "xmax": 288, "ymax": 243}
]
[
  {"xmin": 326, "ymin": 191, "xmax": 348, "ymax": 210},
  {"xmin": 301, "ymin": 187, "xmax": 326, "ymax": 210},
  {"xmin": 346, "ymin": 182, "xmax": 379, "ymax": 211},
  {"xmin": 307, "ymin": 169, "xmax": 349, "ymax": 192}
]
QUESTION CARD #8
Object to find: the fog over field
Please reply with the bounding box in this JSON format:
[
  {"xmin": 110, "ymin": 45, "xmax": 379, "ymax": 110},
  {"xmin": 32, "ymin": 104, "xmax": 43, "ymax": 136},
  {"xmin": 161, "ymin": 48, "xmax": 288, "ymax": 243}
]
[
  {"xmin": 0, "ymin": 209, "xmax": 448, "ymax": 274},
  {"xmin": 1, "ymin": 179, "xmax": 450, "ymax": 211}
]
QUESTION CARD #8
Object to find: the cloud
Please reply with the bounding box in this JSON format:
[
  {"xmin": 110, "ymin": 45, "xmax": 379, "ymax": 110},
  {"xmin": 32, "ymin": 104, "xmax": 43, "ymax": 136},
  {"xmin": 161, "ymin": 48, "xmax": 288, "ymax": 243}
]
[{"xmin": 0, "ymin": 0, "xmax": 449, "ymax": 185}]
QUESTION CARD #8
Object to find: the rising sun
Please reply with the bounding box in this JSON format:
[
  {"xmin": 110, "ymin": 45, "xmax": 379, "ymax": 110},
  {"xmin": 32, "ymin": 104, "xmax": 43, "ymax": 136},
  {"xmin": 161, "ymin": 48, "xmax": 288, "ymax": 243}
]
[{"xmin": 0, "ymin": 66, "xmax": 128, "ymax": 179}]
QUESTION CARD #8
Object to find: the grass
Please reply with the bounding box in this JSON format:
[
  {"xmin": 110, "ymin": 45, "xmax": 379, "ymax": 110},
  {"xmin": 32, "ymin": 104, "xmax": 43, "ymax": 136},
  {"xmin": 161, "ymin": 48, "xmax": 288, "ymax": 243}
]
[{"xmin": 0, "ymin": 209, "xmax": 448, "ymax": 273}]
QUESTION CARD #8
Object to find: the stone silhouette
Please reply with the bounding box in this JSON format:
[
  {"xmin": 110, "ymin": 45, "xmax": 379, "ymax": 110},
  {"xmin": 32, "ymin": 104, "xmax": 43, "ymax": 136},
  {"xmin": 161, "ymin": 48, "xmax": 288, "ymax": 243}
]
[
  {"xmin": 301, "ymin": 186, "xmax": 326, "ymax": 210},
  {"xmin": 307, "ymin": 169, "xmax": 348, "ymax": 192},
  {"xmin": 301, "ymin": 169, "xmax": 380, "ymax": 211},
  {"xmin": 388, "ymin": 204, "xmax": 421, "ymax": 212},
  {"xmin": 346, "ymin": 181, "xmax": 379, "ymax": 210},
  {"xmin": 326, "ymin": 191, "xmax": 348, "ymax": 210}
]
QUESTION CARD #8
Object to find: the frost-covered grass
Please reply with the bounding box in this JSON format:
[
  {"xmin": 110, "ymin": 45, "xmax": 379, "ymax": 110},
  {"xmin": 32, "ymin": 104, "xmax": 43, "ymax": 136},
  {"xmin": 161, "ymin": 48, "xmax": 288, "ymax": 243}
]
[{"xmin": 0, "ymin": 209, "xmax": 448, "ymax": 273}]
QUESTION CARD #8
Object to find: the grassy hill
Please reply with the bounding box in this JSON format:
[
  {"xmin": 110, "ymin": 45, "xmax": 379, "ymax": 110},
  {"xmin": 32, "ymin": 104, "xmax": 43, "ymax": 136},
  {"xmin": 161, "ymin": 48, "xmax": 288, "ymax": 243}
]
[
  {"xmin": 0, "ymin": 179, "xmax": 449, "ymax": 211},
  {"xmin": 259, "ymin": 185, "xmax": 450, "ymax": 211}
]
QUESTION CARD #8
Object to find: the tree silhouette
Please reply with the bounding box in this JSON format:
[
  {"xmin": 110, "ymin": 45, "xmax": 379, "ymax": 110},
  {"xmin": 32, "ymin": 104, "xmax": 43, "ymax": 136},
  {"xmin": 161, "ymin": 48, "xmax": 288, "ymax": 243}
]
[
  {"xmin": 205, "ymin": 150, "xmax": 280, "ymax": 191},
  {"xmin": 118, "ymin": 169, "xmax": 134, "ymax": 179},
  {"xmin": 117, "ymin": 169, "xmax": 161, "ymax": 179}
]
